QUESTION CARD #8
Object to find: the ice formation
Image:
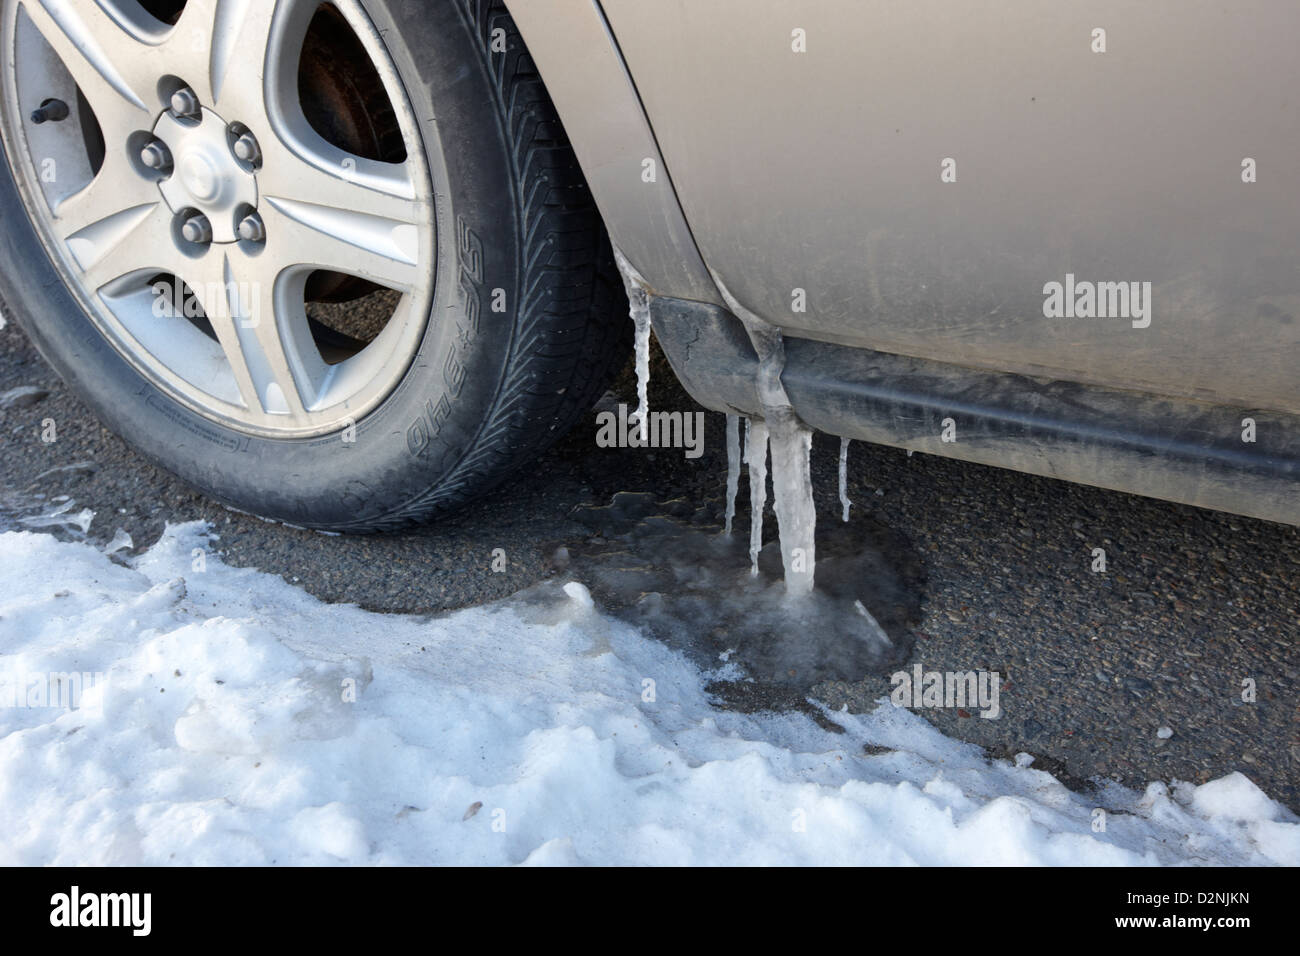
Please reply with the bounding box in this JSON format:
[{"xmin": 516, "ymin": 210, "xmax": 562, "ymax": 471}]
[
  {"xmin": 839, "ymin": 437, "xmax": 852, "ymax": 522},
  {"xmin": 612, "ymin": 248, "xmax": 652, "ymax": 443},
  {"xmin": 767, "ymin": 411, "xmax": 816, "ymax": 597},
  {"xmin": 746, "ymin": 418, "xmax": 769, "ymax": 576},
  {"xmin": 712, "ymin": 274, "xmax": 817, "ymax": 597},
  {"xmin": 723, "ymin": 414, "xmax": 740, "ymax": 534}
]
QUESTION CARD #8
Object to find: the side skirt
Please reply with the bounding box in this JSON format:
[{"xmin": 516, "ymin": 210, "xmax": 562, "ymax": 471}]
[{"xmin": 652, "ymin": 297, "xmax": 1300, "ymax": 527}]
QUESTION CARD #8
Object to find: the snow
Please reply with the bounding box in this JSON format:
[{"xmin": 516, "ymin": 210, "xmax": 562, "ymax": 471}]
[
  {"xmin": 1190, "ymin": 773, "xmax": 1280, "ymax": 823},
  {"xmin": 0, "ymin": 522, "xmax": 1295, "ymax": 866}
]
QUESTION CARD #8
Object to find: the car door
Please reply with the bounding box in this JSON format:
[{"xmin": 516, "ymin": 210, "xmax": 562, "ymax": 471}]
[{"xmin": 600, "ymin": 0, "xmax": 1300, "ymax": 415}]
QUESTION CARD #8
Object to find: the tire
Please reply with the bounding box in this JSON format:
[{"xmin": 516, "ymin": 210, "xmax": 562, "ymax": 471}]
[{"xmin": 0, "ymin": 0, "xmax": 627, "ymax": 531}]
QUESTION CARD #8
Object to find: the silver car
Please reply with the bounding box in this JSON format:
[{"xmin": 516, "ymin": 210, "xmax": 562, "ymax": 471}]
[{"xmin": 1, "ymin": 0, "xmax": 1295, "ymax": 530}]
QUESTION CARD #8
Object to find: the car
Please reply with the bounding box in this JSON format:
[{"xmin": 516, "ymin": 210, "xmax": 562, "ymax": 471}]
[{"xmin": 1, "ymin": 0, "xmax": 1296, "ymax": 535}]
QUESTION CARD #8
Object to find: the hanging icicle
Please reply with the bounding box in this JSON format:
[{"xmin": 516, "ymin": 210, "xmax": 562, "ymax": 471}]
[
  {"xmin": 723, "ymin": 413, "xmax": 740, "ymax": 534},
  {"xmin": 711, "ymin": 272, "xmax": 818, "ymax": 596},
  {"xmin": 747, "ymin": 419, "xmax": 769, "ymax": 576},
  {"xmin": 613, "ymin": 247, "xmax": 652, "ymax": 442},
  {"xmin": 631, "ymin": 306, "xmax": 651, "ymax": 442},
  {"xmin": 839, "ymin": 437, "xmax": 852, "ymax": 522},
  {"xmin": 767, "ymin": 410, "xmax": 816, "ymax": 597}
]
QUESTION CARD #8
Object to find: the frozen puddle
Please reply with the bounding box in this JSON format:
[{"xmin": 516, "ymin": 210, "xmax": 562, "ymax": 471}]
[
  {"xmin": 557, "ymin": 491, "xmax": 920, "ymax": 692},
  {"xmin": 2, "ymin": 521, "xmax": 1295, "ymax": 865}
]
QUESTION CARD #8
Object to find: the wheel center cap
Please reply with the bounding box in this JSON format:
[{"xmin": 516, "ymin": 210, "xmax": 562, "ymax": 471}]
[
  {"xmin": 180, "ymin": 153, "xmax": 220, "ymax": 201},
  {"xmin": 152, "ymin": 106, "xmax": 258, "ymax": 244}
]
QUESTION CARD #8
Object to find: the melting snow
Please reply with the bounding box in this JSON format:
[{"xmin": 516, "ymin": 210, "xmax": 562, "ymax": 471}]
[
  {"xmin": 17, "ymin": 499, "xmax": 94, "ymax": 534},
  {"xmin": 0, "ymin": 522, "xmax": 1294, "ymax": 866}
]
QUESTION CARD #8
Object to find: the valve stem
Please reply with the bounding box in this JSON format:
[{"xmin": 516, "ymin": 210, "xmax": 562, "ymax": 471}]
[{"xmin": 30, "ymin": 98, "xmax": 69, "ymax": 124}]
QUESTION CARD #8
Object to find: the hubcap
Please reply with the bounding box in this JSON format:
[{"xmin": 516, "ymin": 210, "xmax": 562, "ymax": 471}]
[
  {"xmin": 0, "ymin": 0, "xmax": 435, "ymax": 436},
  {"xmin": 154, "ymin": 107, "xmax": 257, "ymax": 242}
]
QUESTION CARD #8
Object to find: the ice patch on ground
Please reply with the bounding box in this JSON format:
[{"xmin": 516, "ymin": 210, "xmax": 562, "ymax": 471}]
[
  {"xmin": 559, "ymin": 492, "xmax": 913, "ymax": 689},
  {"xmin": 0, "ymin": 523, "xmax": 1295, "ymax": 866}
]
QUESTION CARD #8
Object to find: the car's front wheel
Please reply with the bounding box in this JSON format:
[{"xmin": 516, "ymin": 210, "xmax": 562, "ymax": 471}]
[{"xmin": 0, "ymin": 0, "xmax": 626, "ymax": 530}]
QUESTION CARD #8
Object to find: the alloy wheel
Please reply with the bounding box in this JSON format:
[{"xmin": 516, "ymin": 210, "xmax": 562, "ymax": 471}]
[{"xmin": 0, "ymin": 0, "xmax": 435, "ymax": 436}]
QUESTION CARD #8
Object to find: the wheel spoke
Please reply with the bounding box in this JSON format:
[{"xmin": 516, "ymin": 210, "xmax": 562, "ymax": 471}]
[
  {"xmin": 260, "ymin": 200, "xmax": 422, "ymax": 292},
  {"xmin": 76, "ymin": 200, "xmax": 181, "ymax": 292},
  {"xmin": 170, "ymin": 0, "xmax": 315, "ymax": 121},
  {"xmin": 17, "ymin": 0, "xmax": 154, "ymax": 130},
  {"xmin": 258, "ymin": 149, "xmax": 426, "ymax": 291},
  {"xmin": 161, "ymin": 251, "xmax": 255, "ymax": 412},
  {"xmin": 52, "ymin": 148, "xmax": 159, "ymax": 242},
  {"xmin": 196, "ymin": 251, "xmax": 317, "ymax": 420}
]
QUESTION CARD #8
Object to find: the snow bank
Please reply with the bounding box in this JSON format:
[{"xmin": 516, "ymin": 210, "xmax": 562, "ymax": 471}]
[{"xmin": 0, "ymin": 523, "xmax": 1294, "ymax": 866}]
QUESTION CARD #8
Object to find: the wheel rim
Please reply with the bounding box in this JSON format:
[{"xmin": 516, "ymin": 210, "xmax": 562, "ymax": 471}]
[{"xmin": 0, "ymin": 0, "xmax": 435, "ymax": 436}]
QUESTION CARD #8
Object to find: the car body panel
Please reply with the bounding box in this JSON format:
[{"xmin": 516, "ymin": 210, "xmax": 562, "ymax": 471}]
[
  {"xmin": 652, "ymin": 296, "xmax": 1300, "ymax": 526},
  {"xmin": 597, "ymin": 0, "xmax": 1300, "ymax": 415},
  {"xmin": 508, "ymin": 0, "xmax": 1299, "ymax": 525}
]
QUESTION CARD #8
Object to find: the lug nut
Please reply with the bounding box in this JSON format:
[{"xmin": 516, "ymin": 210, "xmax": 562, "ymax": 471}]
[
  {"xmin": 180, "ymin": 213, "xmax": 212, "ymax": 244},
  {"xmin": 30, "ymin": 98, "xmax": 69, "ymax": 124},
  {"xmin": 231, "ymin": 131, "xmax": 261, "ymax": 166},
  {"xmin": 237, "ymin": 212, "xmax": 265, "ymax": 242},
  {"xmin": 139, "ymin": 140, "xmax": 172, "ymax": 170},
  {"xmin": 169, "ymin": 86, "xmax": 200, "ymax": 119}
]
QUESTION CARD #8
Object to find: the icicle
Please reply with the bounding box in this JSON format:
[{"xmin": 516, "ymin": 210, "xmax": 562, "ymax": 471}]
[
  {"xmin": 838, "ymin": 437, "xmax": 852, "ymax": 522},
  {"xmin": 631, "ymin": 306, "xmax": 651, "ymax": 442},
  {"xmin": 767, "ymin": 410, "xmax": 816, "ymax": 597},
  {"xmin": 712, "ymin": 273, "xmax": 817, "ymax": 596},
  {"xmin": 742, "ymin": 417, "xmax": 752, "ymax": 464},
  {"xmin": 723, "ymin": 413, "xmax": 740, "ymax": 534},
  {"xmin": 747, "ymin": 419, "xmax": 769, "ymax": 576},
  {"xmin": 613, "ymin": 247, "xmax": 652, "ymax": 442}
]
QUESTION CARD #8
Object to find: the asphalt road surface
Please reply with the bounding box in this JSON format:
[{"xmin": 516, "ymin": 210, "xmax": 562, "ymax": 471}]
[{"xmin": 2, "ymin": 300, "xmax": 1297, "ymax": 813}]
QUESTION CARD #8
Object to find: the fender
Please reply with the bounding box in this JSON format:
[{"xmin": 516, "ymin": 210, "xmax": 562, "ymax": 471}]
[{"xmin": 503, "ymin": 0, "xmax": 720, "ymax": 305}]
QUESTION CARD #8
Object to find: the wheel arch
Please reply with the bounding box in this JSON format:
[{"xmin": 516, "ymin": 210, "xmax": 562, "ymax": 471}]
[{"xmin": 502, "ymin": 0, "xmax": 719, "ymax": 306}]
